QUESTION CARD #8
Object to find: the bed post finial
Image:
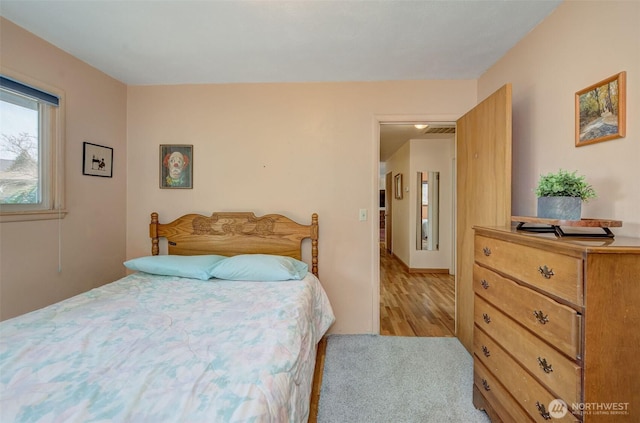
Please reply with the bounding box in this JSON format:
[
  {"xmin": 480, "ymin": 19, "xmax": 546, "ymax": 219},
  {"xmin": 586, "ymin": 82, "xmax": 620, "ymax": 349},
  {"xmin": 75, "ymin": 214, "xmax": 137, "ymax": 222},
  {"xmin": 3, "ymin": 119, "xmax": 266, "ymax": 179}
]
[
  {"xmin": 311, "ymin": 213, "xmax": 319, "ymax": 277},
  {"xmin": 150, "ymin": 212, "xmax": 159, "ymax": 256}
]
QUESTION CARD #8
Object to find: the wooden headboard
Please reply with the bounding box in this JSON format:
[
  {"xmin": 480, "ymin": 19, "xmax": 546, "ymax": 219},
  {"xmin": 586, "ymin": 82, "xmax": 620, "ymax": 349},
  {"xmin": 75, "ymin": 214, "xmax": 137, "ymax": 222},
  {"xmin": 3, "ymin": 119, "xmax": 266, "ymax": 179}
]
[{"xmin": 149, "ymin": 212, "xmax": 319, "ymax": 276}]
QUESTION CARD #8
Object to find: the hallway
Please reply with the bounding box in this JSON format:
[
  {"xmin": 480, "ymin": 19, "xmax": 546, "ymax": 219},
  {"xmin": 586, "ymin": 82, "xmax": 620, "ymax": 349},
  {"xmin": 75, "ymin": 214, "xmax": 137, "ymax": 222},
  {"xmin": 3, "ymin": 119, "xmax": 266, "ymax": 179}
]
[{"xmin": 379, "ymin": 245, "xmax": 455, "ymax": 337}]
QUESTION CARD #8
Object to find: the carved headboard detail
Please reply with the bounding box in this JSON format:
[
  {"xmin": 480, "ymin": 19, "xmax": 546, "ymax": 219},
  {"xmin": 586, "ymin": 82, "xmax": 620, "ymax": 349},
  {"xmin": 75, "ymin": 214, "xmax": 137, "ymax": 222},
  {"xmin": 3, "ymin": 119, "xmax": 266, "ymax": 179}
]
[
  {"xmin": 150, "ymin": 212, "xmax": 319, "ymax": 276},
  {"xmin": 191, "ymin": 214, "xmax": 276, "ymax": 236}
]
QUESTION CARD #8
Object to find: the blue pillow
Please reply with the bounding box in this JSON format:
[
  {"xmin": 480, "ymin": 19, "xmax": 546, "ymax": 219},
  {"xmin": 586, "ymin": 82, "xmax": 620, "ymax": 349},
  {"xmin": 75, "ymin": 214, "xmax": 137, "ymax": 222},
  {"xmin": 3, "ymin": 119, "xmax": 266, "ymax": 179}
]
[
  {"xmin": 209, "ymin": 254, "xmax": 308, "ymax": 281},
  {"xmin": 124, "ymin": 255, "xmax": 227, "ymax": 281}
]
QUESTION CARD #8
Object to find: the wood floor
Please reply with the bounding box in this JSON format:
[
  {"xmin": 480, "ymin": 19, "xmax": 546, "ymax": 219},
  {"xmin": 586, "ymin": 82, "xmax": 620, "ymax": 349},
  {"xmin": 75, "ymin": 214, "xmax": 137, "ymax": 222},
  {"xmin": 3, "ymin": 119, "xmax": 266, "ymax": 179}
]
[{"xmin": 379, "ymin": 243, "xmax": 455, "ymax": 337}]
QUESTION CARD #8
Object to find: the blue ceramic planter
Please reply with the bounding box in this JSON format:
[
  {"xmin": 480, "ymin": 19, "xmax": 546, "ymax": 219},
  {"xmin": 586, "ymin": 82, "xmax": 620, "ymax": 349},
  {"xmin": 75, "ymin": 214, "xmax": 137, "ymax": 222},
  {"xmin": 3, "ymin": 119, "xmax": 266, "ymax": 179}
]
[{"xmin": 537, "ymin": 196, "xmax": 582, "ymax": 221}]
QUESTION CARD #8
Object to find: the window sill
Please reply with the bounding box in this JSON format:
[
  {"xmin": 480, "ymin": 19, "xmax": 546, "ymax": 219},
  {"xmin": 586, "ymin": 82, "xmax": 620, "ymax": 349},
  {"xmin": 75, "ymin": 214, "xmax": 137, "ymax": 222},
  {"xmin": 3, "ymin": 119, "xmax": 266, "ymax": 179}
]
[{"xmin": 0, "ymin": 209, "xmax": 68, "ymax": 223}]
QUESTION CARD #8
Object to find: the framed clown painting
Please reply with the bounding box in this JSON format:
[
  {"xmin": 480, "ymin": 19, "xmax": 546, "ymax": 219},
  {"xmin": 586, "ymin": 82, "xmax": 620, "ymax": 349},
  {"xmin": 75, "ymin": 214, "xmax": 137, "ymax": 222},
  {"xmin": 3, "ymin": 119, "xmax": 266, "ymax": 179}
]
[{"xmin": 160, "ymin": 144, "xmax": 193, "ymax": 189}]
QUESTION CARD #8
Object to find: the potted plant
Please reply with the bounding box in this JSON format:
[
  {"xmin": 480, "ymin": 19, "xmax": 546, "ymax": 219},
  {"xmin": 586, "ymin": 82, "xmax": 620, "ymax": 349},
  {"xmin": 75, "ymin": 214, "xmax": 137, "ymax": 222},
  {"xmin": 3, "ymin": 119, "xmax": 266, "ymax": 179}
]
[{"xmin": 535, "ymin": 169, "xmax": 597, "ymax": 220}]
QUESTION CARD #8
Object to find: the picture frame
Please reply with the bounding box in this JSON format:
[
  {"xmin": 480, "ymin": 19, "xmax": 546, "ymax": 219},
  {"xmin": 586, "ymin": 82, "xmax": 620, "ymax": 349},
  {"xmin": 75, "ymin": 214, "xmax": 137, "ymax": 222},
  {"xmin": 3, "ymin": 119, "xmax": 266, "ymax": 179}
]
[
  {"xmin": 160, "ymin": 144, "xmax": 193, "ymax": 189},
  {"xmin": 575, "ymin": 71, "xmax": 626, "ymax": 147},
  {"xmin": 82, "ymin": 142, "xmax": 113, "ymax": 177},
  {"xmin": 394, "ymin": 173, "xmax": 403, "ymax": 200}
]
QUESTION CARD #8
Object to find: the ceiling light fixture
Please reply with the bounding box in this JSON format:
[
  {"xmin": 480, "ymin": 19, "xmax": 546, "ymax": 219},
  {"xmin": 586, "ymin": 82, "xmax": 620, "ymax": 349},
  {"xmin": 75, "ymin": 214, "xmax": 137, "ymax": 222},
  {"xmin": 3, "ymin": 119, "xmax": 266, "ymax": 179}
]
[{"xmin": 414, "ymin": 124, "xmax": 428, "ymax": 130}]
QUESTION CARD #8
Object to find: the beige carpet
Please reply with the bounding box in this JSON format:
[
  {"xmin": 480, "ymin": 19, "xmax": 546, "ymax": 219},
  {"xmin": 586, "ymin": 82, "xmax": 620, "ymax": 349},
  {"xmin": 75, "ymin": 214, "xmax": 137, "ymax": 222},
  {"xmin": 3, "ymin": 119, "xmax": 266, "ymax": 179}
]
[{"xmin": 317, "ymin": 335, "xmax": 490, "ymax": 423}]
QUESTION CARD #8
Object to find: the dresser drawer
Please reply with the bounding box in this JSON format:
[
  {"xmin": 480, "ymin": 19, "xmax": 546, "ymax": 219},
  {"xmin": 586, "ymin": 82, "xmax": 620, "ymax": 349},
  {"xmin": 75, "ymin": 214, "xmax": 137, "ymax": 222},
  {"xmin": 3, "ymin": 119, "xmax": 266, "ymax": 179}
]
[
  {"xmin": 474, "ymin": 327, "xmax": 579, "ymax": 422},
  {"xmin": 474, "ymin": 263, "xmax": 581, "ymax": 359},
  {"xmin": 475, "ymin": 295, "xmax": 581, "ymax": 406},
  {"xmin": 475, "ymin": 235, "xmax": 583, "ymax": 305},
  {"xmin": 474, "ymin": 358, "xmax": 534, "ymax": 423}
]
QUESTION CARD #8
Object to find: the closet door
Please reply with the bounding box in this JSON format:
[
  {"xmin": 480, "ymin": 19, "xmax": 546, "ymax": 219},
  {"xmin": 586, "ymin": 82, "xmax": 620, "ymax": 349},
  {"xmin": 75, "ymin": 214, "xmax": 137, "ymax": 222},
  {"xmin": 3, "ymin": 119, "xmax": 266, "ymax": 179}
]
[{"xmin": 456, "ymin": 84, "xmax": 512, "ymax": 353}]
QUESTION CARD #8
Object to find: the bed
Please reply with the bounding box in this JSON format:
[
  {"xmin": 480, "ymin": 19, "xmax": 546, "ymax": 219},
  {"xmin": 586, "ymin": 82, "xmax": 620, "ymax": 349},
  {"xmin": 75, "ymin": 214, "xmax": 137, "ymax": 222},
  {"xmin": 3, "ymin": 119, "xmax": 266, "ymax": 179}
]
[{"xmin": 0, "ymin": 211, "xmax": 334, "ymax": 422}]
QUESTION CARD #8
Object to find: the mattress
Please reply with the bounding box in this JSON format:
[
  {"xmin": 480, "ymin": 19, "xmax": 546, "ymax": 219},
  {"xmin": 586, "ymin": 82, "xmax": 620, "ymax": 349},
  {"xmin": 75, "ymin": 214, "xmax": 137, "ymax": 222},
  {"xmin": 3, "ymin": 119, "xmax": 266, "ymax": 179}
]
[{"xmin": 0, "ymin": 272, "xmax": 334, "ymax": 422}]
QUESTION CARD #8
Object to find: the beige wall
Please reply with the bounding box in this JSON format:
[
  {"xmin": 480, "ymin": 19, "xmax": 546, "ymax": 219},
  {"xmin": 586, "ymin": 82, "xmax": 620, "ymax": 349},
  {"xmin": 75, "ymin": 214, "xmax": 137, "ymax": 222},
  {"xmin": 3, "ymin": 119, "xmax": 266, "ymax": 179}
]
[
  {"xmin": 386, "ymin": 141, "xmax": 411, "ymax": 266},
  {"xmin": 126, "ymin": 81, "xmax": 477, "ymax": 333},
  {"xmin": 6, "ymin": 0, "xmax": 636, "ymax": 333},
  {"xmin": 479, "ymin": 1, "xmax": 640, "ymax": 238},
  {"xmin": 0, "ymin": 18, "xmax": 128, "ymax": 320},
  {"xmin": 385, "ymin": 137, "xmax": 454, "ymax": 271},
  {"xmin": 409, "ymin": 137, "xmax": 454, "ymax": 271}
]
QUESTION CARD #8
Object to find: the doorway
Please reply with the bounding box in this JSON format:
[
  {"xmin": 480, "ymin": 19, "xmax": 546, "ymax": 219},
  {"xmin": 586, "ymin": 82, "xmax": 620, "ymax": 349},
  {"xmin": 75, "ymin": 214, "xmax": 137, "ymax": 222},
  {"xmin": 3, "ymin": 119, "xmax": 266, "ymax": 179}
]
[
  {"xmin": 374, "ymin": 84, "xmax": 513, "ymax": 350},
  {"xmin": 378, "ymin": 121, "xmax": 456, "ymax": 337}
]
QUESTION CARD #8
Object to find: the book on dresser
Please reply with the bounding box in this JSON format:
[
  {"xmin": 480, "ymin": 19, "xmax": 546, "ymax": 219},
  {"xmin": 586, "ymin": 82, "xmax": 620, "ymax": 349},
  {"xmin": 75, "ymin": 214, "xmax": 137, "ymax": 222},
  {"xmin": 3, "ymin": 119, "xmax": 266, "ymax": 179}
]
[{"xmin": 472, "ymin": 226, "xmax": 640, "ymax": 423}]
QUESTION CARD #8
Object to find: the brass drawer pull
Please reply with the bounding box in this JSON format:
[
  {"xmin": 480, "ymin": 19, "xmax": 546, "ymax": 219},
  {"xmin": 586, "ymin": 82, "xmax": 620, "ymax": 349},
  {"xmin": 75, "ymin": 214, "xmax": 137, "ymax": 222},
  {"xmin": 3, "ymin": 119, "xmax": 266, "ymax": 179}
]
[
  {"xmin": 483, "ymin": 247, "xmax": 491, "ymax": 256},
  {"xmin": 537, "ymin": 357, "xmax": 554, "ymax": 373},
  {"xmin": 481, "ymin": 378, "xmax": 491, "ymax": 391},
  {"xmin": 533, "ymin": 310, "xmax": 549, "ymax": 324},
  {"xmin": 482, "ymin": 313, "xmax": 491, "ymax": 324},
  {"xmin": 538, "ymin": 265, "xmax": 554, "ymax": 279},
  {"xmin": 480, "ymin": 279, "xmax": 490, "ymax": 289},
  {"xmin": 481, "ymin": 345, "xmax": 491, "ymax": 357},
  {"xmin": 536, "ymin": 401, "xmax": 552, "ymax": 420}
]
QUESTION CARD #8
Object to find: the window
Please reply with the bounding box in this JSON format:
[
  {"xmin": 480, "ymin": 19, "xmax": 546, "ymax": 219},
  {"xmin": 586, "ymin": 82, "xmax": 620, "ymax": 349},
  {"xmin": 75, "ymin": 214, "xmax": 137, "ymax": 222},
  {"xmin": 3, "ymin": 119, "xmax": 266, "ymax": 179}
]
[{"xmin": 0, "ymin": 72, "xmax": 65, "ymax": 222}]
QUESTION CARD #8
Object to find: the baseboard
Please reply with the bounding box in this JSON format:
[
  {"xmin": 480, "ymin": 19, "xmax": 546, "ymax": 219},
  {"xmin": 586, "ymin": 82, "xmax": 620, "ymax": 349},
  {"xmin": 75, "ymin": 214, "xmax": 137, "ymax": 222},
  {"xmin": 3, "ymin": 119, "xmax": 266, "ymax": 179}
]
[
  {"xmin": 408, "ymin": 267, "xmax": 449, "ymax": 274},
  {"xmin": 394, "ymin": 255, "xmax": 450, "ymax": 274}
]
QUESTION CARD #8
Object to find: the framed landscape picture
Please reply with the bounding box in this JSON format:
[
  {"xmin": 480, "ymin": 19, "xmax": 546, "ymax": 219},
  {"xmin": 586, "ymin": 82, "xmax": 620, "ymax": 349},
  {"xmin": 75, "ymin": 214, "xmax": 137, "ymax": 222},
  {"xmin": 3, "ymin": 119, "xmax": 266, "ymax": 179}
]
[
  {"xmin": 82, "ymin": 142, "xmax": 113, "ymax": 177},
  {"xmin": 575, "ymin": 71, "xmax": 626, "ymax": 147},
  {"xmin": 160, "ymin": 144, "xmax": 193, "ymax": 189}
]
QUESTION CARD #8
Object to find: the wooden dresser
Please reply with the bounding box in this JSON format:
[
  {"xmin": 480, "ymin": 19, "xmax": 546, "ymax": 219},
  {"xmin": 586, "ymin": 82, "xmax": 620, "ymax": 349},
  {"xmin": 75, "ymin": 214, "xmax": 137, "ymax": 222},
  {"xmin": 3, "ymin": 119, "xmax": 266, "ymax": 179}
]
[{"xmin": 472, "ymin": 226, "xmax": 640, "ymax": 422}]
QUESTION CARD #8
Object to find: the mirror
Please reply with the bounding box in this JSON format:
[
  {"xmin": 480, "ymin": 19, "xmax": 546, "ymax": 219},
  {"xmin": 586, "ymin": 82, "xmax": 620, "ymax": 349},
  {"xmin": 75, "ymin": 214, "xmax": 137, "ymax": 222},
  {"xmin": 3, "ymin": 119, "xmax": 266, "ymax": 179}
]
[{"xmin": 416, "ymin": 171, "xmax": 439, "ymax": 251}]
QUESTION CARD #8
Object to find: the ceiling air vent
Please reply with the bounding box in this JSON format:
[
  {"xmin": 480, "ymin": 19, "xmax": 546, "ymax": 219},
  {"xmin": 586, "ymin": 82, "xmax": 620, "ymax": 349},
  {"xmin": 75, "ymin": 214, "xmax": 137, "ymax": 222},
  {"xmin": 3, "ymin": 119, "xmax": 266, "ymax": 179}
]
[{"xmin": 423, "ymin": 126, "xmax": 455, "ymax": 134}]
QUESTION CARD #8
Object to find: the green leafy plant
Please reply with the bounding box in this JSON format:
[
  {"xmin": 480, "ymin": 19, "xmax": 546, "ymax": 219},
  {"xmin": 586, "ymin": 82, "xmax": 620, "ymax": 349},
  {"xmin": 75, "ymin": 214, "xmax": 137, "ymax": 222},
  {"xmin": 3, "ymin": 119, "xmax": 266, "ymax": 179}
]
[{"xmin": 535, "ymin": 169, "xmax": 597, "ymax": 201}]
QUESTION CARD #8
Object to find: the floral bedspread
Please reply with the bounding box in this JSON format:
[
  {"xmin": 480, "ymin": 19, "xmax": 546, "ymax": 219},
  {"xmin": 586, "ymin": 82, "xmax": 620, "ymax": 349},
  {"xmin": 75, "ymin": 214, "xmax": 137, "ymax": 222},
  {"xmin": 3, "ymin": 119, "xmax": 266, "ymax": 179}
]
[{"xmin": 0, "ymin": 272, "xmax": 334, "ymax": 422}]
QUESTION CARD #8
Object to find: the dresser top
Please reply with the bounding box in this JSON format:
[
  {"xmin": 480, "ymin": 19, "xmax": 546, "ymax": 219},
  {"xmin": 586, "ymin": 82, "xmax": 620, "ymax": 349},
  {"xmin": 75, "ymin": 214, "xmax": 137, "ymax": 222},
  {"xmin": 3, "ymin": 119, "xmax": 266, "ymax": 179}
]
[{"xmin": 474, "ymin": 225, "xmax": 640, "ymax": 254}]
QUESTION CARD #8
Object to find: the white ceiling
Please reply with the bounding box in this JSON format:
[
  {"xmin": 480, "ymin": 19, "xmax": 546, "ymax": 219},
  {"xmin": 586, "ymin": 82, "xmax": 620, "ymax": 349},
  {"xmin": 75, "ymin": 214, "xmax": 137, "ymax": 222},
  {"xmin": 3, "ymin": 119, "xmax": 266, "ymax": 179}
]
[
  {"xmin": 0, "ymin": 0, "xmax": 561, "ymax": 86},
  {"xmin": 1, "ymin": 0, "xmax": 560, "ymax": 162},
  {"xmin": 379, "ymin": 123, "xmax": 455, "ymax": 161}
]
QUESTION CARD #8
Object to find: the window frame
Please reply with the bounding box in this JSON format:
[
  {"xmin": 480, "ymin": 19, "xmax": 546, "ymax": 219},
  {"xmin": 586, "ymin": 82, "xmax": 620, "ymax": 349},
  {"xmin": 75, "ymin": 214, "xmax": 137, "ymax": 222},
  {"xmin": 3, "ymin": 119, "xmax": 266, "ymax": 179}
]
[{"xmin": 0, "ymin": 68, "xmax": 66, "ymax": 223}]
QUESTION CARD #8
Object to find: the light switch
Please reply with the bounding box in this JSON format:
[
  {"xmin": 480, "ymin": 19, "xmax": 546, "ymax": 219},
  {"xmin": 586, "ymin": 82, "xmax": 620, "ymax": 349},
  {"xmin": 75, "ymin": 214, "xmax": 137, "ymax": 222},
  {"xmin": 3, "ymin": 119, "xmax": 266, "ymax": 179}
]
[{"xmin": 359, "ymin": 209, "xmax": 368, "ymax": 221}]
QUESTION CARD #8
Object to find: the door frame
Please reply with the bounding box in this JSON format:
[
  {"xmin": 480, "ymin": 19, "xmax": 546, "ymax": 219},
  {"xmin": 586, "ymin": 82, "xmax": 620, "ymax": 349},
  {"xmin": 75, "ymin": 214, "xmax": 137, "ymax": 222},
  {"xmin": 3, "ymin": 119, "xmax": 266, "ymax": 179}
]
[
  {"xmin": 372, "ymin": 114, "xmax": 460, "ymax": 334},
  {"xmin": 384, "ymin": 171, "xmax": 393, "ymax": 253}
]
